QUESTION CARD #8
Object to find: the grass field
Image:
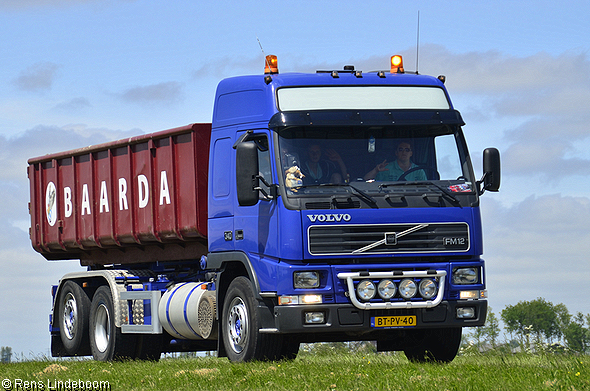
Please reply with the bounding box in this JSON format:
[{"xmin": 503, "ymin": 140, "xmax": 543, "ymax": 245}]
[{"xmin": 1, "ymin": 352, "xmax": 588, "ymax": 391}]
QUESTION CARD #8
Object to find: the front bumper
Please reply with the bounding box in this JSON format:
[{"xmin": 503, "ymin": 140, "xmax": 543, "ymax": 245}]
[{"xmin": 269, "ymin": 300, "xmax": 487, "ymax": 334}]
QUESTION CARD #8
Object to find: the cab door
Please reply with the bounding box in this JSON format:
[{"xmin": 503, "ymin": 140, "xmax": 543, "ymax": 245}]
[{"xmin": 233, "ymin": 132, "xmax": 280, "ymax": 261}]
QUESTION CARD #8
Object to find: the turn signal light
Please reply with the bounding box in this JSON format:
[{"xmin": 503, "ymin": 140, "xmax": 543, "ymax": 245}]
[
  {"xmin": 264, "ymin": 55, "xmax": 278, "ymax": 74},
  {"xmin": 390, "ymin": 55, "xmax": 404, "ymax": 74}
]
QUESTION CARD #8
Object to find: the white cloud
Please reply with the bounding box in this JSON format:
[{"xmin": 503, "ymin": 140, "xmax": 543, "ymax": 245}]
[
  {"xmin": 192, "ymin": 55, "xmax": 260, "ymax": 78},
  {"xmin": 13, "ymin": 62, "xmax": 61, "ymax": 92},
  {"xmin": 501, "ymin": 116, "xmax": 590, "ymax": 179},
  {"xmin": 0, "ymin": 124, "xmax": 139, "ymax": 182},
  {"xmin": 417, "ymin": 46, "xmax": 590, "ymax": 97},
  {"xmin": 118, "ymin": 82, "xmax": 184, "ymax": 105},
  {"xmin": 408, "ymin": 47, "xmax": 590, "ymax": 180},
  {"xmin": 482, "ymin": 194, "xmax": 590, "ymax": 315},
  {"xmin": 52, "ymin": 97, "xmax": 92, "ymax": 112}
]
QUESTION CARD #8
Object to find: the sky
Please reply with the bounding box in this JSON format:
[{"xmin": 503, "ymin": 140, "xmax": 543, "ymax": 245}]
[{"xmin": 1, "ymin": 0, "xmax": 590, "ymax": 357}]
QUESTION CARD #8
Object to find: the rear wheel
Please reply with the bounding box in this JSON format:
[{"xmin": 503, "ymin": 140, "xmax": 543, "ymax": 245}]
[
  {"xmin": 89, "ymin": 286, "xmax": 136, "ymax": 361},
  {"xmin": 404, "ymin": 327, "xmax": 462, "ymax": 363},
  {"xmin": 222, "ymin": 277, "xmax": 281, "ymax": 362},
  {"xmin": 57, "ymin": 281, "xmax": 90, "ymax": 356}
]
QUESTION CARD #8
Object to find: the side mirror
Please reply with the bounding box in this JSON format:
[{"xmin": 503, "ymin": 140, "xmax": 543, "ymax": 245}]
[
  {"xmin": 482, "ymin": 148, "xmax": 501, "ymax": 193},
  {"xmin": 236, "ymin": 141, "xmax": 259, "ymax": 206}
]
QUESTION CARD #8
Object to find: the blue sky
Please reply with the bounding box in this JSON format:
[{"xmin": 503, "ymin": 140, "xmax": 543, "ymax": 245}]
[{"xmin": 1, "ymin": 0, "xmax": 590, "ymax": 356}]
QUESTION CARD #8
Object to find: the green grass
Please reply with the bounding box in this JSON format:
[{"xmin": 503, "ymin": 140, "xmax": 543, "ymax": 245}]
[{"xmin": 1, "ymin": 353, "xmax": 588, "ymax": 391}]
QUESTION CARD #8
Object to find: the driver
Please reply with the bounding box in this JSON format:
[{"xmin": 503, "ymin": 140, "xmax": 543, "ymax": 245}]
[{"xmin": 364, "ymin": 140, "xmax": 427, "ymax": 181}]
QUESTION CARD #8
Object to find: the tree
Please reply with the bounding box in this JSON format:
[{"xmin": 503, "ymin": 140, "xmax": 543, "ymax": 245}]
[
  {"xmin": 562, "ymin": 312, "xmax": 589, "ymax": 353},
  {"xmin": 1, "ymin": 346, "xmax": 12, "ymax": 363},
  {"xmin": 483, "ymin": 309, "xmax": 500, "ymax": 348},
  {"xmin": 501, "ymin": 298, "xmax": 561, "ymax": 345},
  {"xmin": 465, "ymin": 306, "xmax": 501, "ymax": 352},
  {"xmin": 471, "ymin": 319, "xmax": 486, "ymax": 350},
  {"xmin": 553, "ymin": 303, "xmax": 571, "ymax": 344}
]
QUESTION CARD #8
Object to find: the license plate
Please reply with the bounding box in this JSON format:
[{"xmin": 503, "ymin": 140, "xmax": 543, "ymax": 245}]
[{"xmin": 371, "ymin": 315, "xmax": 417, "ymax": 328}]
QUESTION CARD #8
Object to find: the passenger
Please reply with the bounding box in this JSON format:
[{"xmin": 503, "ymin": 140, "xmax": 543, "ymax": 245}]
[
  {"xmin": 363, "ymin": 140, "xmax": 427, "ymax": 181},
  {"xmin": 301, "ymin": 143, "xmax": 348, "ymax": 185}
]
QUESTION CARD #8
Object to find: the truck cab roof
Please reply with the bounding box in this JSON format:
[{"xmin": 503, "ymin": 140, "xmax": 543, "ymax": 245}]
[{"xmin": 212, "ymin": 69, "xmax": 453, "ymax": 130}]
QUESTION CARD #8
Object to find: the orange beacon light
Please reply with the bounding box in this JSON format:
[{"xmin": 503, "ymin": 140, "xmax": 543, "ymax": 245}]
[{"xmin": 390, "ymin": 55, "xmax": 404, "ymax": 74}]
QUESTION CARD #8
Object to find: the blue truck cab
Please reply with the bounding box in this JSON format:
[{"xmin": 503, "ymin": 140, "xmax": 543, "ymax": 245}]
[{"xmin": 207, "ymin": 55, "xmax": 501, "ymax": 362}]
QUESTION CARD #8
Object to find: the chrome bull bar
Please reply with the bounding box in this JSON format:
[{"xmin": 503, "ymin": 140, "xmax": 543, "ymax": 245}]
[{"xmin": 337, "ymin": 270, "xmax": 446, "ymax": 310}]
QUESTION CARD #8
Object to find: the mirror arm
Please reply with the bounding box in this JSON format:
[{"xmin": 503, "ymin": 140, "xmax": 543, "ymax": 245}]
[
  {"xmin": 476, "ymin": 172, "xmax": 489, "ymax": 196},
  {"xmin": 255, "ymin": 175, "xmax": 278, "ymax": 200}
]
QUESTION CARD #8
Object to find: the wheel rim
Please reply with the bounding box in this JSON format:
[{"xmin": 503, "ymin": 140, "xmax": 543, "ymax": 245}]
[
  {"xmin": 62, "ymin": 293, "xmax": 77, "ymax": 340},
  {"xmin": 94, "ymin": 303, "xmax": 111, "ymax": 353},
  {"xmin": 227, "ymin": 297, "xmax": 248, "ymax": 354}
]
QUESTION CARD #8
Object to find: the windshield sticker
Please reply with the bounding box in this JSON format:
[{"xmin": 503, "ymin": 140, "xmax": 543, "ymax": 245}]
[{"xmin": 448, "ymin": 184, "xmax": 471, "ymax": 193}]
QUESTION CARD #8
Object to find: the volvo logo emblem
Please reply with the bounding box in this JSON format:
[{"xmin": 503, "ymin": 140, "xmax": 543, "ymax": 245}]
[
  {"xmin": 385, "ymin": 232, "xmax": 397, "ymax": 245},
  {"xmin": 307, "ymin": 213, "xmax": 351, "ymax": 223}
]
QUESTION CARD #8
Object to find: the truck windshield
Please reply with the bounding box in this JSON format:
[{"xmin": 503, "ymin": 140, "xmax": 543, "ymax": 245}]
[{"xmin": 277, "ymin": 125, "xmax": 475, "ymax": 207}]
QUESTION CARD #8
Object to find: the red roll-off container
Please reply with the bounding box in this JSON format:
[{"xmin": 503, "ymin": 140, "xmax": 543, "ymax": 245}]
[{"xmin": 27, "ymin": 123, "xmax": 211, "ymax": 266}]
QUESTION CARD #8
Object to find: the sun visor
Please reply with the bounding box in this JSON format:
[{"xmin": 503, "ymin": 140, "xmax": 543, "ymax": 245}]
[{"xmin": 268, "ymin": 109, "xmax": 465, "ymax": 129}]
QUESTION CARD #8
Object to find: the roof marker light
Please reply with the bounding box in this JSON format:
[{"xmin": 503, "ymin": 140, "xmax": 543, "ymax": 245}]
[
  {"xmin": 264, "ymin": 55, "xmax": 278, "ymax": 74},
  {"xmin": 390, "ymin": 55, "xmax": 404, "ymax": 74}
]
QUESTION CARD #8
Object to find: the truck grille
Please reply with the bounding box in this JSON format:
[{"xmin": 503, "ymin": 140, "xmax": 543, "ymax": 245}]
[{"xmin": 308, "ymin": 222, "xmax": 469, "ymax": 255}]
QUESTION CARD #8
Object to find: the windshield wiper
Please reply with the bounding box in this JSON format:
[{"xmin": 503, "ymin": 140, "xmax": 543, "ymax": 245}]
[
  {"xmin": 298, "ymin": 183, "xmax": 377, "ymax": 206},
  {"xmin": 379, "ymin": 181, "xmax": 461, "ymax": 207},
  {"xmin": 345, "ymin": 183, "xmax": 378, "ymax": 206}
]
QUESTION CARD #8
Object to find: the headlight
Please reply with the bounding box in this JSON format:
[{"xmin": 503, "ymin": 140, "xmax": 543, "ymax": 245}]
[
  {"xmin": 452, "ymin": 267, "xmax": 479, "ymax": 285},
  {"xmin": 294, "ymin": 271, "xmax": 320, "ymax": 289},
  {"xmin": 398, "ymin": 279, "xmax": 417, "ymax": 299},
  {"xmin": 356, "ymin": 279, "xmax": 376, "ymax": 301},
  {"xmin": 418, "ymin": 279, "xmax": 437, "ymax": 299},
  {"xmin": 377, "ymin": 279, "xmax": 396, "ymax": 299}
]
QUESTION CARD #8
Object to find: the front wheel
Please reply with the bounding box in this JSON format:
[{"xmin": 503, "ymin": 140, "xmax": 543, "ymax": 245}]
[
  {"xmin": 404, "ymin": 327, "xmax": 462, "ymax": 363},
  {"xmin": 89, "ymin": 286, "xmax": 136, "ymax": 361},
  {"xmin": 277, "ymin": 338, "xmax": 300, "ymax": 360},
  {"xmin": 222, "ymin": 277, "xmax": 281, "ymax": 362}
]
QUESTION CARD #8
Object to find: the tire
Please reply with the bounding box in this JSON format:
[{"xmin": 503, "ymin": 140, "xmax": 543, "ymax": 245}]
[
  {"xmin": 277, "ymin": 338, "xmax": 299, "ymax": 360},
  {"xmin": 404, "ymin": 327, "xmax": 462, "ymax": 363},
  {"xmin": 135, "ymin": 334, "xmax": 162, "ymax": 361},
  {"xmin": 57, "ymin": 281, "xmax": 90, "ymax": 356},
  {"xmin": 222, "ymin": 276, "xmax": 281, "ymax": 362},
  {"xmin": 89, "ymin": 286, "xmax": 136, "ymax": 361}
]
